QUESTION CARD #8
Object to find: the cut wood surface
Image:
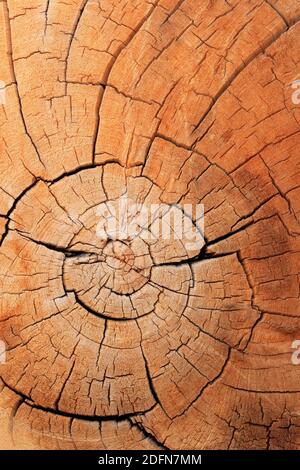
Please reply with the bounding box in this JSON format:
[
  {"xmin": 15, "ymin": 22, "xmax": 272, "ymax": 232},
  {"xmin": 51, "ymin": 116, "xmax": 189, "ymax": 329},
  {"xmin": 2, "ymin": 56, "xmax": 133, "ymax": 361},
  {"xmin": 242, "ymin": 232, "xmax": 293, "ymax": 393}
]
[{"xmin": 0, "ymin": 0, "xmax": 300, "ymax": 450}]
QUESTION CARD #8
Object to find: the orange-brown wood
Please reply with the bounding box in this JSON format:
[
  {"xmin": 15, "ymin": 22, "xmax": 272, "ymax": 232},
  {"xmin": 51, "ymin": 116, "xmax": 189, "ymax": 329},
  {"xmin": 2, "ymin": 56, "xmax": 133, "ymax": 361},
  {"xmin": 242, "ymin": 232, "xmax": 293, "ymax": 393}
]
[{"xmin": 0, "ymin": 0, "xmax": 300, "ymax": 450}]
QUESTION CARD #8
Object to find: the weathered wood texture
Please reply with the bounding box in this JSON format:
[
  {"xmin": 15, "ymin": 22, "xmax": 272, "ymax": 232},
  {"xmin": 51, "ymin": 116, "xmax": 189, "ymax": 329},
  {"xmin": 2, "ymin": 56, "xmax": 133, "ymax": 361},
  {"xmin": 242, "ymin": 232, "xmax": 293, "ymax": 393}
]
[{"xmin": 0, "ymin": 0, "xmax": 300, "ymax": 450}]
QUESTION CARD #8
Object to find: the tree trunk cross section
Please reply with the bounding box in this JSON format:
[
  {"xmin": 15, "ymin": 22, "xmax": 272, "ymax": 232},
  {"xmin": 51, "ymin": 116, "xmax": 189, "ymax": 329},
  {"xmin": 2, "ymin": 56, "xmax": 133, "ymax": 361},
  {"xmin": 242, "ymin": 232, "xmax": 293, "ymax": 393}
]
[{"xmin": 0, "ymin": 0, "xmax": 300, "ymax": 450}]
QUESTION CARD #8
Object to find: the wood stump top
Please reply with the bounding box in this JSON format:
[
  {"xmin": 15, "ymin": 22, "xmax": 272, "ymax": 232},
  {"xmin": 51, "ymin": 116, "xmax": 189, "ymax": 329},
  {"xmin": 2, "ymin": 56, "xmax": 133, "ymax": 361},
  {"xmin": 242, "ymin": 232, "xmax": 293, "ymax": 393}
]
[{"xmin": 0, "ymin": 0, "xmax": 300, "ymax": 450}]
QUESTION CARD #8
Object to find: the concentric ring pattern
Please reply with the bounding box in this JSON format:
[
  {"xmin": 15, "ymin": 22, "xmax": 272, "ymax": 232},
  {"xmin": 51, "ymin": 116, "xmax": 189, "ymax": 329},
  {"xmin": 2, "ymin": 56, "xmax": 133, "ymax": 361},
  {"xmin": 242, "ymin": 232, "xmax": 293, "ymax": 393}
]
[{"xmin": 0, "ymin": 0, "xmax": 300, "ymax": 450}]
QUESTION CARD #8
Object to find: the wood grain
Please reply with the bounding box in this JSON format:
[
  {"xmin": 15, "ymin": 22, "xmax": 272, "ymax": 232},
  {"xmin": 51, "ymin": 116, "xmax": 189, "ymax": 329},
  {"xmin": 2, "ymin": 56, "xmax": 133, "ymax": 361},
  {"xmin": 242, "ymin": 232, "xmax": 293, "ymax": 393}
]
[{"xmin": 0, "ymin": 0, "xmax": 300, "ymax": 450}]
